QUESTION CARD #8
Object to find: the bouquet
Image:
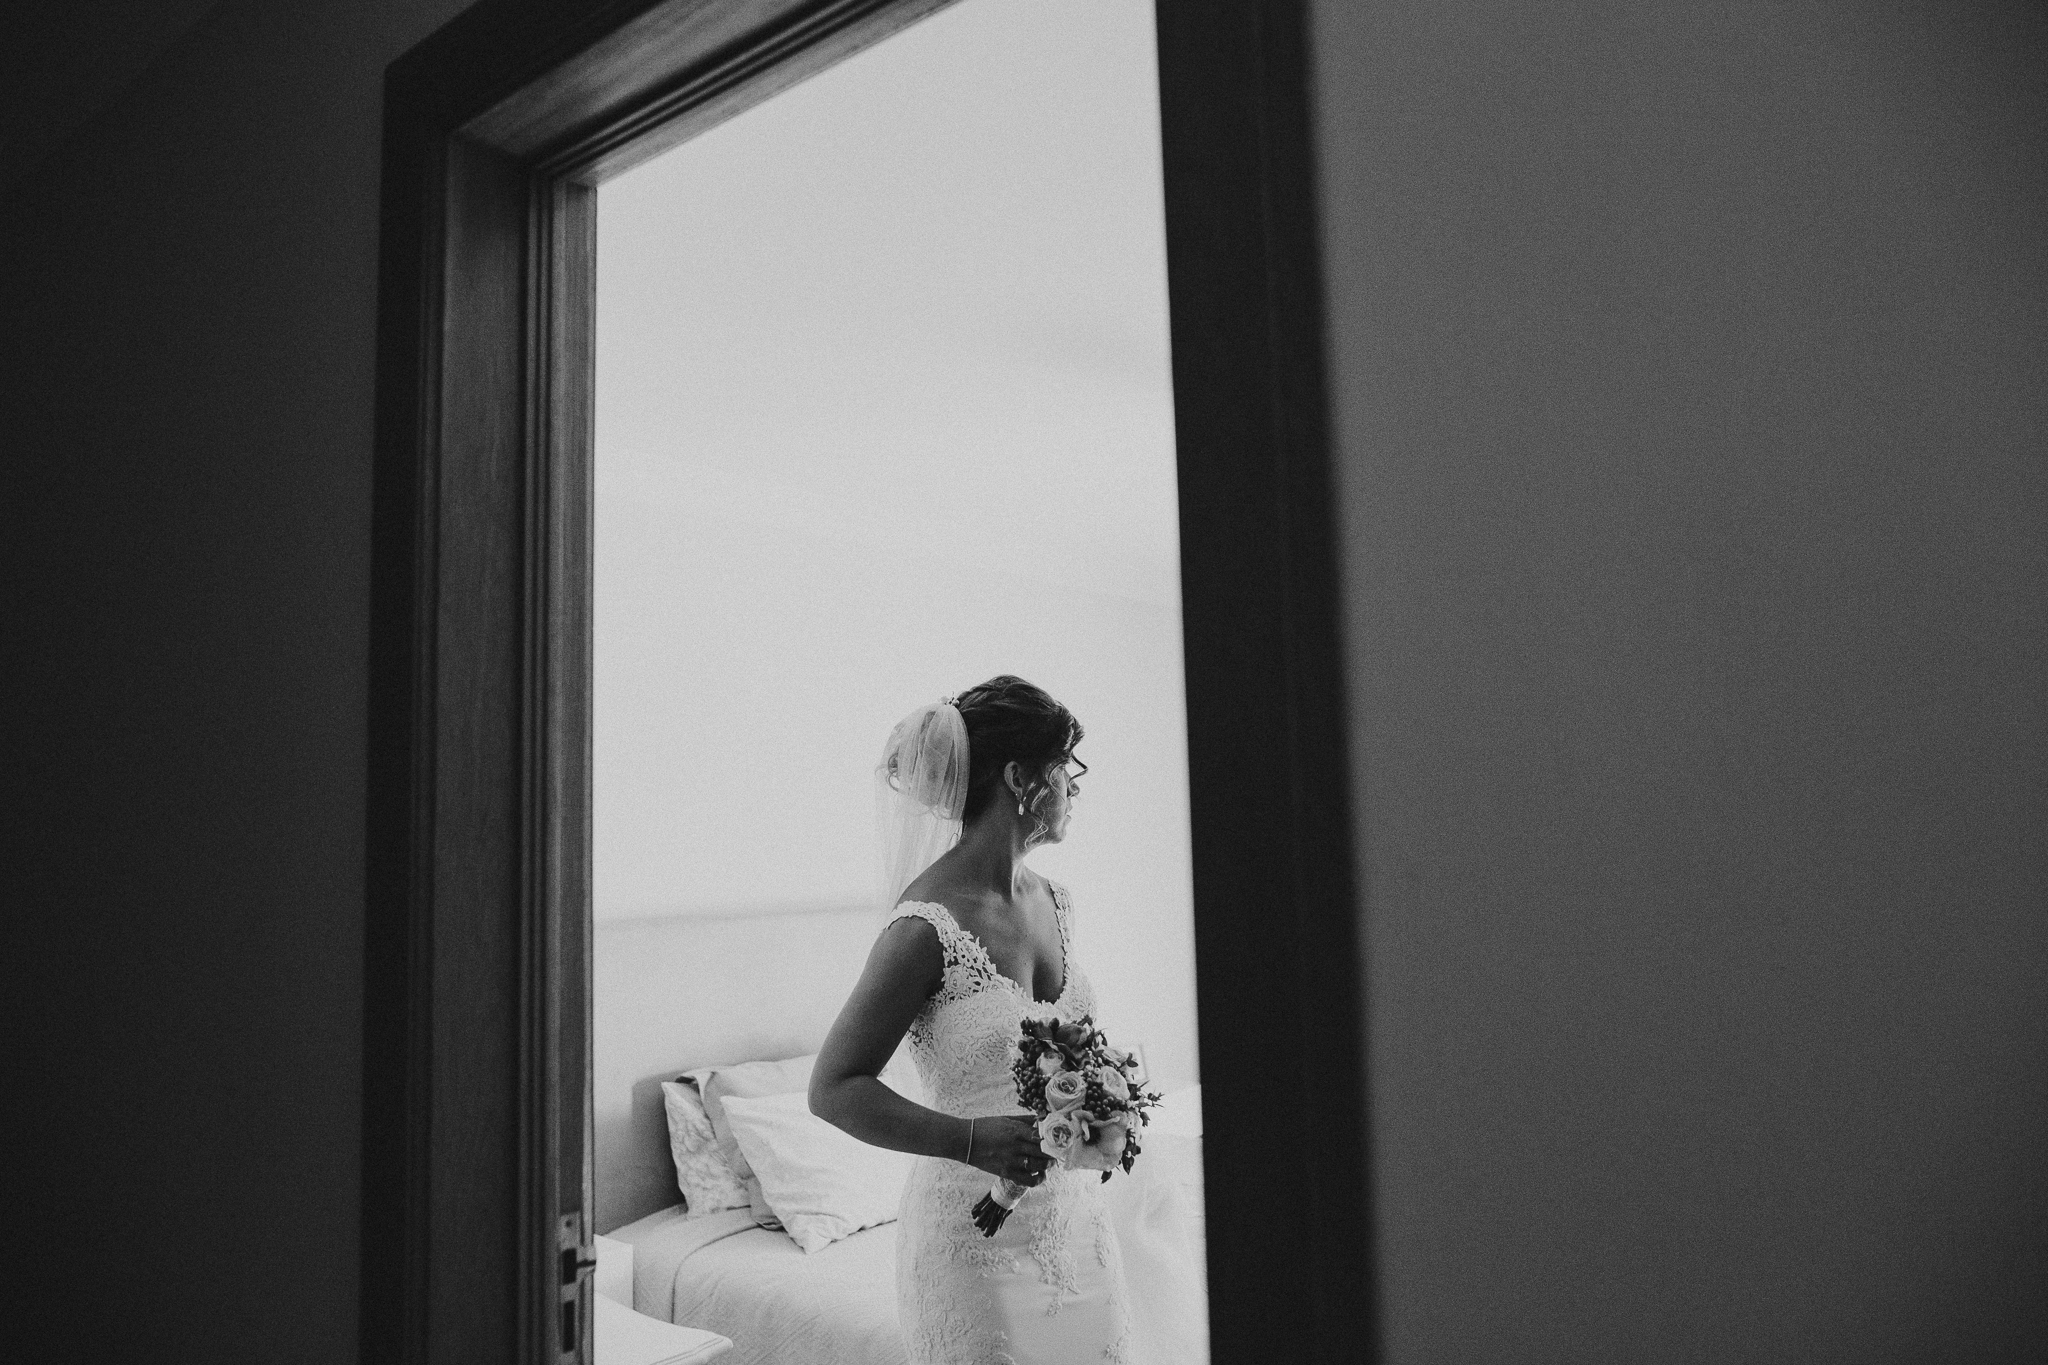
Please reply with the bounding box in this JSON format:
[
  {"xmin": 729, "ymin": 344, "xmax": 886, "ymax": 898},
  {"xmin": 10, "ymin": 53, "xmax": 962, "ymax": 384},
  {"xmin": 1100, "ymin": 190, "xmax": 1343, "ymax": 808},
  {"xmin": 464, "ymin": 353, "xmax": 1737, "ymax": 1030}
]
[{"xmin": 970, "ymin": 1013, "xmax": 1163, "ymax": 1236}]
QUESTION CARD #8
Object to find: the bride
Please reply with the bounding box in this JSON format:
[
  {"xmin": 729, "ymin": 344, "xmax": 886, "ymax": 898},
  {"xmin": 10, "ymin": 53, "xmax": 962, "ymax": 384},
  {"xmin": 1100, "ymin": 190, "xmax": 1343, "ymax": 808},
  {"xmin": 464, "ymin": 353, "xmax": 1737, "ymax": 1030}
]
[{"xmin": 809, "ymin": 676, "xmax": 1199, "ymax": 1365}]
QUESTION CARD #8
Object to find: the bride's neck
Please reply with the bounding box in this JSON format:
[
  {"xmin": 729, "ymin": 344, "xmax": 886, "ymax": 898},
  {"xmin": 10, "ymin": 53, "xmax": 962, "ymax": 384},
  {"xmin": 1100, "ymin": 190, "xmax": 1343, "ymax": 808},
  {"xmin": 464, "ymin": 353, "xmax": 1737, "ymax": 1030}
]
[{"xmin": 948, "ymin": 815, "xmax": 1035, "ymax": 900}]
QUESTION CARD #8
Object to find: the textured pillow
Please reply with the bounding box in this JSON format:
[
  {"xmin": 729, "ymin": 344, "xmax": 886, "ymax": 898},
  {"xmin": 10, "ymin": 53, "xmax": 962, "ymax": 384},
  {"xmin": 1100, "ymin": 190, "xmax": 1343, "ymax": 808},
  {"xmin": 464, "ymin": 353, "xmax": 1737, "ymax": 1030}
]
[
  {"xmin": 718, "ymin": 1088, "xmax": 913, "ymax": 1253},
  {"xmin": 659, "ymin": 1078, "xmax": 753, "ymax": 1218}
]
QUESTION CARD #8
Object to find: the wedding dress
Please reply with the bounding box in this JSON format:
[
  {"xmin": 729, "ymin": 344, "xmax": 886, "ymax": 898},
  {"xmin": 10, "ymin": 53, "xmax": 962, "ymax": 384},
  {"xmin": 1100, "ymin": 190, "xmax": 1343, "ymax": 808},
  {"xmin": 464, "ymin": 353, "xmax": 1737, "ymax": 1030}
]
[{"xmin": 890, "ymin": 885, "xmax": 1137, "ymax": 1365}]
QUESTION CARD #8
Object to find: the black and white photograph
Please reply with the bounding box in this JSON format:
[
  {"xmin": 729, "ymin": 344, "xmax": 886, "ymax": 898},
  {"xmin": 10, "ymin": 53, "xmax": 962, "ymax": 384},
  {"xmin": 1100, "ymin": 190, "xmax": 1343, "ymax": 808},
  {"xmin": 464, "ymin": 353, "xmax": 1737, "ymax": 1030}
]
[{"xmin": 7, "ymin": 1, "xmax": 2045, "ymax": 1363}]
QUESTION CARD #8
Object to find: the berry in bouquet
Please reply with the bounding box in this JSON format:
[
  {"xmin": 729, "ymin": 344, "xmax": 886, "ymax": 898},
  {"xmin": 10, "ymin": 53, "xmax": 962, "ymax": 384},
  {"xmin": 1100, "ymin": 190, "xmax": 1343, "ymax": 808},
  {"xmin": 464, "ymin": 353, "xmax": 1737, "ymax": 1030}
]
[{"xmin": 971, "ymin": 1013, "xmax": 1163, "ymax": 1236}]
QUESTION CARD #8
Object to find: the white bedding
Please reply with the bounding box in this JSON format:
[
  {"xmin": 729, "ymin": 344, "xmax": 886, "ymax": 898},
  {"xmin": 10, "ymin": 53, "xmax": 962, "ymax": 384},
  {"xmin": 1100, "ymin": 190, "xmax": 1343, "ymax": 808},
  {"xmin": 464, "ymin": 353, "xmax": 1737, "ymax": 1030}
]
[{"xmin": 611, "ymin": 1206, "xmax": 907, "ymax": 1365}]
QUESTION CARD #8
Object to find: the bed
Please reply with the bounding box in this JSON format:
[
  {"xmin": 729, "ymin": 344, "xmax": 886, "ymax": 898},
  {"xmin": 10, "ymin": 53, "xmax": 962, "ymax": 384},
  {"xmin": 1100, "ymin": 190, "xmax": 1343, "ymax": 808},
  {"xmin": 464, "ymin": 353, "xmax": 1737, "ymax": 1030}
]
[
  {"xmin": 609, "ymin": 1124, "xmax": 1207, "ymax": 1365},
  {"xmin": 613, "ymin": 1205, "xmax": 906, "ymax": 1365}
]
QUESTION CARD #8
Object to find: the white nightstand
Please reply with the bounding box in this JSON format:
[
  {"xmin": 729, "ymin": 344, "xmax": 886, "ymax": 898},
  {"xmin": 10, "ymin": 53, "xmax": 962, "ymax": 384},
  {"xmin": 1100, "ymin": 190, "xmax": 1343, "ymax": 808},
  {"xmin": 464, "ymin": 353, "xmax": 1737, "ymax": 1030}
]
[
  {"xmin": 593, "ymin": 1291, "xmax": 732, "ymax": 1364},
  {"xmin": 592, "ymin": 1234, "xmax": 635, "ymax": 1307}
]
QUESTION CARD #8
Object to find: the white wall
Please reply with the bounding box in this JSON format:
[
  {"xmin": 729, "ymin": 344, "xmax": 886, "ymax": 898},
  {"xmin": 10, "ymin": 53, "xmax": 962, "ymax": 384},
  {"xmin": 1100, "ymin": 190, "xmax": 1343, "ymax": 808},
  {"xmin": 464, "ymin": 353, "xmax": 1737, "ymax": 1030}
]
[{"xmin": 594, "ymin": 0, "xmax": 1199, "ymax": 1090}]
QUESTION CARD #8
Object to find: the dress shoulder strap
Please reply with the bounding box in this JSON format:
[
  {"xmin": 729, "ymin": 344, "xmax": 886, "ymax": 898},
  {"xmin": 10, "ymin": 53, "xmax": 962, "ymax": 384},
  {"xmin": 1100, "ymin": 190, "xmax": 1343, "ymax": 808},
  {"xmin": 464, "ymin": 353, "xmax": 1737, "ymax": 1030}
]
[
  {"xmin": 888, "ymin": 900, "xmax": 970, "ymax": 967},
  {"xmin": 888, "ymin": 898, "xmax": 959, "ymax": 934},
  {"xmin": 888, "ymin": 900, "xmax": 1003, "ymax": 1003}
]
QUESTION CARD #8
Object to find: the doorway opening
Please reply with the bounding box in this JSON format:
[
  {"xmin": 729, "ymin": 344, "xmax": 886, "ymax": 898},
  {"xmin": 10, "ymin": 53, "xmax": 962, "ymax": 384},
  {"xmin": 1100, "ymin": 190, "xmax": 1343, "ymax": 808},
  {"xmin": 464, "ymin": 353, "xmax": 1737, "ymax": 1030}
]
[
  {"xmin": 364, "ymin": 2, "xmax": 1369, "ymax": 1362},
  {"xmin": 591, "ymin": 1, "xmax": 1206, "ymax": 1356}
]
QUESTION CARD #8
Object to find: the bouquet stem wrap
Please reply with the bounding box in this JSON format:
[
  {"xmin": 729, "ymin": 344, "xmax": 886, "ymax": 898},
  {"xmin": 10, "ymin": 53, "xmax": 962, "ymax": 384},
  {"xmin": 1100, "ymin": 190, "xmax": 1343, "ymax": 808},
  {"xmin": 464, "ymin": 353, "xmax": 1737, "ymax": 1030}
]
[{"xmin": 970, "ymin": 1178, "xmax": 1030, "ymax": 1236}]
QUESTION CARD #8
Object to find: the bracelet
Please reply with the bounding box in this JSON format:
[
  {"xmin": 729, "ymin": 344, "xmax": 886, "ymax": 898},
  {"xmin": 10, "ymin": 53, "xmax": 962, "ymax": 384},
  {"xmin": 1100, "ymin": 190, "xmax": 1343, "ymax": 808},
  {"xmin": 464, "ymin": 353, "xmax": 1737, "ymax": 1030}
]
[{"xmin": 965, "ymin": 1117, "xmax": 975, "ymax": 1164}]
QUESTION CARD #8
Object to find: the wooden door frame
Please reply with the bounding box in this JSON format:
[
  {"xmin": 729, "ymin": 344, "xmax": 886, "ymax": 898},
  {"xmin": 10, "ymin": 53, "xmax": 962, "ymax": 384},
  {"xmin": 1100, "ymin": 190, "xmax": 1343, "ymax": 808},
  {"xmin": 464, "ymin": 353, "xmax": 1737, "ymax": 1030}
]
[{"xmin": 362, "ymin": 1, "xmax": 1373, "ymax": 1361}]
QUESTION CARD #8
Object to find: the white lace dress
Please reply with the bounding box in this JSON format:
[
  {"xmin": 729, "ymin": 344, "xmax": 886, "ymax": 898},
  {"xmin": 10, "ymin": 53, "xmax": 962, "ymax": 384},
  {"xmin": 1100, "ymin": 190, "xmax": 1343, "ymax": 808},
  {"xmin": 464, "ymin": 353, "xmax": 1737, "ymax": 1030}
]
[{"xmin": 889, "ymin": 887, "xmax": 1133, "ymax": 1365}]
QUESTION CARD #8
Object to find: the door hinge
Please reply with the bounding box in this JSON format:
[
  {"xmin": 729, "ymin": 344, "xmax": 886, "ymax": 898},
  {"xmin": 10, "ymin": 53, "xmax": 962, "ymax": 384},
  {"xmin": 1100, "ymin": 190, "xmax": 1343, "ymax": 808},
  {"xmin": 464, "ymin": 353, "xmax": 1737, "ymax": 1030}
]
[{"xmin": 558, "ymin": 1211, "xmax": 593, "ymax": 1361}]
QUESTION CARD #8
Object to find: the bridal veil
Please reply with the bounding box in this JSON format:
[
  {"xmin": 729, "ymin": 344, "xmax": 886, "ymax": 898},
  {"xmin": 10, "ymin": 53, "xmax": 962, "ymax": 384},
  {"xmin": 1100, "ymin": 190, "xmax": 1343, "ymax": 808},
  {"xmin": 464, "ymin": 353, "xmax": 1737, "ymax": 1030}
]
[{"xmin": 875, "ymin": 699, "xmax": 969, "ymax": 910}]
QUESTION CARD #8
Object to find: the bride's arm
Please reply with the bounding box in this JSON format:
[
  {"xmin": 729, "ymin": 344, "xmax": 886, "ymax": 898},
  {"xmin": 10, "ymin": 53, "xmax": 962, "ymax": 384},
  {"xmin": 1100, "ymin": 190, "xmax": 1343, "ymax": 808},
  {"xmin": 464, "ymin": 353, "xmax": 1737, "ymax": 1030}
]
[
  {"xmin": 808, "ymin": 917, "xmax": 963, "ymax": 1159},
  {"xmin": 809, "ymin": 919, "xmax": 1047, "ymax": 1185}
]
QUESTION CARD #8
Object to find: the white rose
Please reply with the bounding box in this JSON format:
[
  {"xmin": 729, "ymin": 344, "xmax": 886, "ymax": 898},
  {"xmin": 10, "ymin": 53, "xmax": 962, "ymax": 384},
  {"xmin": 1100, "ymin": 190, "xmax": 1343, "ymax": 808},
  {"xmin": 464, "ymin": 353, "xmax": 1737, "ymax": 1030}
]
[
  {"xmin": 1043, "ymin": 1069, "xmax": 1088, "ymax": 1112},
  {"xmin": 1036, "ymin": 1052, "xmax": 1063, "ymax": 1078},
  {"xmin": 1092, "ymin": 1066, "xmax": 1130, "ymax": 1103},
  {"xmin": 1067, "ymin": 1119, "xmax": 1128, "ymax": 1172},
  {"xmin": 1036, "ymin": 1110, "xmax": 1084, "ymax": 1162}
]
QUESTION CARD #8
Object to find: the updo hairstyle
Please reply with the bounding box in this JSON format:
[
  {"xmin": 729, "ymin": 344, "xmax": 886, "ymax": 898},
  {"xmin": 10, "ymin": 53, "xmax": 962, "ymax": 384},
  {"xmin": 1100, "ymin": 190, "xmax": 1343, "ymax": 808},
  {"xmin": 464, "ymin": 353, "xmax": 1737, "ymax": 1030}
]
[{"xmin": 953, "ymin": 675, "xmax": 1085, "ymax": 824}]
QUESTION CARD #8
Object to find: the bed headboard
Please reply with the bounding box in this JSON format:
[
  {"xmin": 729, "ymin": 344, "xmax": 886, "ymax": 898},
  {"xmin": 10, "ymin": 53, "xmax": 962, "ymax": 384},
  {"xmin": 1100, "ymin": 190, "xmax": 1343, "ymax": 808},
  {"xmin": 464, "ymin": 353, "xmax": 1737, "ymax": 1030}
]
[{"xmin": 594, "ymin": 904, "xmax": 883, "ymax": 1233}]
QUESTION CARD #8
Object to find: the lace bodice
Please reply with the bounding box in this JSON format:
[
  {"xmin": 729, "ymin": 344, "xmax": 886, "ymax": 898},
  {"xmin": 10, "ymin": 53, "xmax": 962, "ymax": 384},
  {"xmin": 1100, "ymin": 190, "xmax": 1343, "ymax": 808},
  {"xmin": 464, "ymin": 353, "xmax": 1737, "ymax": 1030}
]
[{"xmin": 889, "ymin": 884, "xmax": 1097, "ymax": 1119}]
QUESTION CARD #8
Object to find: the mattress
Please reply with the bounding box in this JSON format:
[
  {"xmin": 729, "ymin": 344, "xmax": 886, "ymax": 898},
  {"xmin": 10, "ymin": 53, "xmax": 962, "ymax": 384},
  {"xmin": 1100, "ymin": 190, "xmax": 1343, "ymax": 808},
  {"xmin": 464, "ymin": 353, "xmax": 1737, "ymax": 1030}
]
[{"xmin": 610, "ymin": 1206, "xmax": 907, "ymax": 1365}]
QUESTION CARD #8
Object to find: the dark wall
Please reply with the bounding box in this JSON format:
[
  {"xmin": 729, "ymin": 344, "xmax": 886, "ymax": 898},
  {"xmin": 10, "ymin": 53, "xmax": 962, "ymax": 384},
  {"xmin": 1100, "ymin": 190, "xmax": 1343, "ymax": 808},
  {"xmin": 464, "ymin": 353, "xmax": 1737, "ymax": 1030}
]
[
  {"xmin": 3, "ymin": 2, "xmax": 463, "ymax": 1359},
  {"xmin": 1311, "ymin": 2, "xmax": 2048, "ymax": 1361}
]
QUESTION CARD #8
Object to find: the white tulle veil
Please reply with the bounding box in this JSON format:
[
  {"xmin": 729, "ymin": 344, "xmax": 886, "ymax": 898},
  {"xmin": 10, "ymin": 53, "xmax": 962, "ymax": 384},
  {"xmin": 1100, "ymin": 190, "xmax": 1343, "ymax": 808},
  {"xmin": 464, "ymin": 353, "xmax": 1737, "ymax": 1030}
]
[{"xmin": 875, "ymin": 697, "xmax": 971, "ymax": 909}]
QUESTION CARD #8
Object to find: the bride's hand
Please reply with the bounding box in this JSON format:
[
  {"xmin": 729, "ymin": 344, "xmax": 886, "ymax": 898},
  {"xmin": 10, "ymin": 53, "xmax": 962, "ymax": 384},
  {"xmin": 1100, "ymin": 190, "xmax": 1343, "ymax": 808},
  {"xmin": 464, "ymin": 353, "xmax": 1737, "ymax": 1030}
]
[{"xmin": 965, "ymin": 1115, "xmax": 1052, "ymax": 1186}]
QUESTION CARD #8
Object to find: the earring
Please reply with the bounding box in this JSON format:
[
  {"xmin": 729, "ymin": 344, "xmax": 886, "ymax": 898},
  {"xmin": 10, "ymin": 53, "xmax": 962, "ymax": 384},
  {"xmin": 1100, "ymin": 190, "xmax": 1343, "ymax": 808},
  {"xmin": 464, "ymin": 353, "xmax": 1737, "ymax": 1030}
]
[{"xmin": 1016, "ymin": 797, "xmax": 1026, "ymax": 816}]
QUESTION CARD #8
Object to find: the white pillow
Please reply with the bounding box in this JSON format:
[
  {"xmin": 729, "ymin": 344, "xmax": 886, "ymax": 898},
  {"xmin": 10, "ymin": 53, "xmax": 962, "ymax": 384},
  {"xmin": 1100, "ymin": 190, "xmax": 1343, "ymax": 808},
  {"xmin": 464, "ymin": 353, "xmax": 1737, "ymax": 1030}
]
[
  {"xmin": 659, "ymin": 1078, "xmax": 753, "ymax": 1218},
  {"xmin": 1146, "ymin": 1083, "xmax": 1204, "ymax": 1138},
  {"xmin": 687, "ymin": 1053, "xmax": 817, "ymax": 1228},
  {"xmin": 717, "ymin": 1088, "xmax": 913, "ymax": 1253},
  {"xmin": 689, "ymin": 1046, "xmax": 925, "ymax": 1229}
]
